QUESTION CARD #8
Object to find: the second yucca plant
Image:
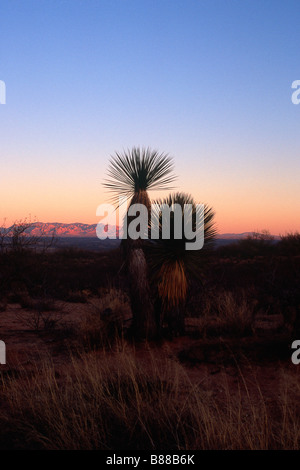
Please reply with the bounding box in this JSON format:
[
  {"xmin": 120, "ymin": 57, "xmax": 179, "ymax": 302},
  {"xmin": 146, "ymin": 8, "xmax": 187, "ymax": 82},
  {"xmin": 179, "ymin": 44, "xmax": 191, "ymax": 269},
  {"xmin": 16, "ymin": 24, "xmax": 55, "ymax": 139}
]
[{"xmin": 148, "ymin": 192, "xmax": 216, "ymax": 336}]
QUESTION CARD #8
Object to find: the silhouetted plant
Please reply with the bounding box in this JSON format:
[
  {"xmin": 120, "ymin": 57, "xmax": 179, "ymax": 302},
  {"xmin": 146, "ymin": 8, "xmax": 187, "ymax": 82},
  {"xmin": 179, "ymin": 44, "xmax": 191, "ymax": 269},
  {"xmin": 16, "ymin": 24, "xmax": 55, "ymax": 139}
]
[
  {"xmin": 278, "ymin": 232, "xmax": 300, "ymax": 255},
  {"xmin": 103, "ymin": 147, "xmax": 176, "ymax": 339},
  {"xmin": 148, "ymin": 192, "xmax": 216, "ymax": 336}
]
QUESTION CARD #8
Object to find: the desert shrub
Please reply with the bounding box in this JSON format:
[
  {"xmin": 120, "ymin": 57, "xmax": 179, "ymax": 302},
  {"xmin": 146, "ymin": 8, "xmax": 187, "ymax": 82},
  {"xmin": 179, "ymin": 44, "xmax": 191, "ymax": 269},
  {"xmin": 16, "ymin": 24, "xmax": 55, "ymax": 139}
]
[
  {"xmin": 187, "ymin": 289, "xmax": 255, "ymax": 337},
  {"xmin": 215, "ymin": 231, "xmax": 277, "ymax": 260},
  {"xmin": 278, "ymin": 232, "xmax": 300, "ymax": 255},
  {"xmin": 15, "ymin": 297, "xmax": 61, "ymax": 331},
  {"xmin": 0, "ymin": 245, "xmax": 123, "ymax": 302},
  {"xmin": 235, "ymin": 232, "xmax": 276, "ymax": 258},
  {"xmin": 78, "ymin": 288, "xmax": 132, "ymax": 350}
]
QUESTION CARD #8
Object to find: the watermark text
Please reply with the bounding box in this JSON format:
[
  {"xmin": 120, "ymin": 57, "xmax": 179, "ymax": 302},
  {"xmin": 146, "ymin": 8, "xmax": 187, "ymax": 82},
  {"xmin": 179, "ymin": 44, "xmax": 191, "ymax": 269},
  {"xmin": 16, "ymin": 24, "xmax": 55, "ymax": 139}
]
[
  {"xmin": 0, "ymin": 341, "xmax": 6, "ymax": 364},
  {"xmin": 96, "ymin": 198, "xmax": 204, "ymax": 251},
  {"xmin": 291, "ymin": 80, "xmax": 300, "ymax": 105},
  {"xmin": 0, "ymin": 80, "xmax": 6, "ymax": 104}
]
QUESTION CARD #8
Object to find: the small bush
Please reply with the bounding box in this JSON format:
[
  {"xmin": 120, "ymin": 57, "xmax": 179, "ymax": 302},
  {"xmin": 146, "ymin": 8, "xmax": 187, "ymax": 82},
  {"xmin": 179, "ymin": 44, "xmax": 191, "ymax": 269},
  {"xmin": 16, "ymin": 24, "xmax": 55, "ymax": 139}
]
[
  {"xmin": 278, "ymin": 232, "xmax": 300, "ymax": 255},
  {"xmin": 78, "ymin": 288, "xmax": 131, "ymax": 350},
  {"xmin": 187, "ymin": 289, "xmax": 255, "ymax": 338},
  {"xmin": 15, "ymin": 297, "xmax": 61, "ymax": 331}
]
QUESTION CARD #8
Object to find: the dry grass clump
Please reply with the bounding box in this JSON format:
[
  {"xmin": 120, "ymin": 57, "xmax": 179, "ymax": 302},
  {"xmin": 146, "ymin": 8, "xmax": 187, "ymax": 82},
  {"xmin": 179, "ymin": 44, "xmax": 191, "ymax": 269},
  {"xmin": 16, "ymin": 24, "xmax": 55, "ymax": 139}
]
[
  {"xmin": 78, "ymin": 288, "xmax": 132, "ymax": 350},
  {"xmin": 188, "ymin": 289, "xmax": 255, "ymax": 338},
  {"xmin": 1, "ymin": 344, "xmax": 300, "ymax": 450}
]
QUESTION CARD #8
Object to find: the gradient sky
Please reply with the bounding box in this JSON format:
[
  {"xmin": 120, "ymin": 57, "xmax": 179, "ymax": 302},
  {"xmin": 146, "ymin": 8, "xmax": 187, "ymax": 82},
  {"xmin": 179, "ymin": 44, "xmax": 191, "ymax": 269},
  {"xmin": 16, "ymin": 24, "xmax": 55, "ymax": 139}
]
[{"xmin": 1, "ymin": 0, "xmax": 300, "ymax": 235}]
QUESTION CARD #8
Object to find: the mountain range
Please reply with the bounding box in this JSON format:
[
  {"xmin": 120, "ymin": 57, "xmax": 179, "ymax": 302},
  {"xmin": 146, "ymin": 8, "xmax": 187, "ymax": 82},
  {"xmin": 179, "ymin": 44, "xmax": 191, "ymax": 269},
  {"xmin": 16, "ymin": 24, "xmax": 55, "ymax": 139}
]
[
  {"xmin": 5, "ymin": 222, "xmax": 280, "ymax": 241},
  {"xmin": 6, "ymin": 222, "xmax": 119, "ymax": 238}
]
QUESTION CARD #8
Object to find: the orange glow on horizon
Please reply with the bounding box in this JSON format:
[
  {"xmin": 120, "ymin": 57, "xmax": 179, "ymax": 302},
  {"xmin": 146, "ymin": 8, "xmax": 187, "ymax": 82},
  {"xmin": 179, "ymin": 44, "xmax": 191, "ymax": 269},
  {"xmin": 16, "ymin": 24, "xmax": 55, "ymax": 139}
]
[{"xmin": 1, "ymin": 165, "xmax": 299, "ymax": 236}]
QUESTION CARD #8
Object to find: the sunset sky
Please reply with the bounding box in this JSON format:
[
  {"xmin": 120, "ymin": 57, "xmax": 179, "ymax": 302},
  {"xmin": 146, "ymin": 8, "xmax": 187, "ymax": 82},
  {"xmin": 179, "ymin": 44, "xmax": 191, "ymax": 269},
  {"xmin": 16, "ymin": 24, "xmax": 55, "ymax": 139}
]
[{"xmin": 1, "ymin": 0, "xmax": 300, "ymax": 235}]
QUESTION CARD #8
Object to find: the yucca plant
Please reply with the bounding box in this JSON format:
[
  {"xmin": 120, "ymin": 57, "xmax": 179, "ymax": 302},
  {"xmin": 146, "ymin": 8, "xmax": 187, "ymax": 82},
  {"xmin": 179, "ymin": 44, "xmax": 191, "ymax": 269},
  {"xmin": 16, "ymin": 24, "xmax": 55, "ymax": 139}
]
[
  {"xmin": 103, "ymin": 147, "xmax": 176, "ymax": 339},
  {"xmin": 148, "ymin": 192, "xmax": 216, "ymax": 336}
]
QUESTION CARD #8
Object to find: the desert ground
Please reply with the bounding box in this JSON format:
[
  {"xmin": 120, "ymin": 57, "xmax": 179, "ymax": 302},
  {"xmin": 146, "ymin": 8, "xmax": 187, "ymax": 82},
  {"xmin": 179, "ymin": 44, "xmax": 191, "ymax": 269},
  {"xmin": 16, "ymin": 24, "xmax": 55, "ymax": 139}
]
[{"xmin": 1, "ymin": 237, "xmax": 300, "ymax": 450}]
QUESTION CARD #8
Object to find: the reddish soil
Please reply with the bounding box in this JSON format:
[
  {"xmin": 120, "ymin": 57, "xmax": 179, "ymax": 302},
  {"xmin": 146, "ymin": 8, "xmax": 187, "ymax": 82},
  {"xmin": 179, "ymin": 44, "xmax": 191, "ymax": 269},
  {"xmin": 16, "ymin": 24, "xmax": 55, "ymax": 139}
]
[{"xmin": 1, "ymin": 300, "xmax": 298, "ymax": 404}]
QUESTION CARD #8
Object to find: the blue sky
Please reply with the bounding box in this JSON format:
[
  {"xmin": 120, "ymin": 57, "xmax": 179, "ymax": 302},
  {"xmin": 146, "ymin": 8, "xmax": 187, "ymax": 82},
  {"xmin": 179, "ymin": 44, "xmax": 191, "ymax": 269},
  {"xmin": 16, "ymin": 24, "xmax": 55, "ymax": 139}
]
[{"xmin": 1, "ymin": 0, "xmax": 300, "ymax": 233}]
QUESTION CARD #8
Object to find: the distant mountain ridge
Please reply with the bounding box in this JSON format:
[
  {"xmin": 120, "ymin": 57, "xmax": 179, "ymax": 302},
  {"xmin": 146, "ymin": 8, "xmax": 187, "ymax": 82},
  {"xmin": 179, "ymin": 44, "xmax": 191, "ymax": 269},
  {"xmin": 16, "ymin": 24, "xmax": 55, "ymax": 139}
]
[
  {"xmin": 6, "ymin": 222, "xmax": 280, "ymax": 240},
  {"xmin": 7, "ymin": 222, "xmax": 119, "ymax": 238},
  {"xmin": 218, "ymin": 232, "xmax": 280, "ymax": 240}
]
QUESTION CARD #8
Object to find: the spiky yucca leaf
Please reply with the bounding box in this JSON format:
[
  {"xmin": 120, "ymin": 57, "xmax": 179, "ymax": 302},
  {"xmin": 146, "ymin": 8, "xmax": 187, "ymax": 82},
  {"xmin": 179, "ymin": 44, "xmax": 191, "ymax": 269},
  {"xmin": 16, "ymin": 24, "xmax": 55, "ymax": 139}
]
[
  {"xmin": 103, "ymin": 147, "xmax": 176, "ymax": 205},
  {"xmin": 158, "ymin": 261, "xmax": 188, "ymax": 309}
]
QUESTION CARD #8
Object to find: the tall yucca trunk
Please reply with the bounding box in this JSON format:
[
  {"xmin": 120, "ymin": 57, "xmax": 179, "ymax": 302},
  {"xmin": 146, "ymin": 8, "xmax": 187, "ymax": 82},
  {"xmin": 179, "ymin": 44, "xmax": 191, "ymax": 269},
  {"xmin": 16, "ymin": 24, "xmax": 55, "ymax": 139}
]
[{"xmin": 124, "ymin": 190, "xmax": 157, "ymax": 339}]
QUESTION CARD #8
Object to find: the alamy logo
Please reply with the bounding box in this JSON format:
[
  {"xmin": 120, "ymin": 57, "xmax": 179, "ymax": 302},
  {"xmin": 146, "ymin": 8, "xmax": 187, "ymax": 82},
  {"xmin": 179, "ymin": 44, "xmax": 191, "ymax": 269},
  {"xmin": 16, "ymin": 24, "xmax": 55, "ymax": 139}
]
[
  {"xmin": 0, "ymin": 80, "xmax": 6, "ymax": 104},
  {"xmin": 96, "ymin": 197, "xmax": 205, "ymax": 251},
  {"xmin": 0, "ymin": 341, "xmax": 6, "ymax": 364},
  {"xmin": 291, "ymin": 80, "xmax": 300, "ymax": 105}
]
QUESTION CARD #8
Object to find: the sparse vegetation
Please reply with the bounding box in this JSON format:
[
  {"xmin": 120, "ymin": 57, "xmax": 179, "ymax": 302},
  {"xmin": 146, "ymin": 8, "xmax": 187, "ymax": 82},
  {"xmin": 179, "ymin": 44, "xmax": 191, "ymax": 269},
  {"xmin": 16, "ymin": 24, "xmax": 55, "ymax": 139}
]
[
  {"xmin": 1, "ymin": 346, "xmax": 300, "ymax": 450},
  {"xmin": 278, "ymin": 232, "xmax": 300, "ymax": 255},
  {"xmin": 15, "ymin": 297, "xmax": 61, "ymax": 332},
  {"xmin": 1, "ymin": 214, "xmax": 300, "ymax": 450}
]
